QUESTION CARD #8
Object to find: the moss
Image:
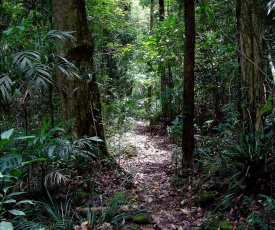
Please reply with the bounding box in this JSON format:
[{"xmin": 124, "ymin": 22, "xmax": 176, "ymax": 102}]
[
  {"xmin": 261, "ymin": 95, "xmax": 273, "ymax": 117},
  {"xmin": 194, "ymin": 190, "xmax": 217, "ymax": 206},
  {"xmin": 217, "ymin": 220, "xmax": 233, "ymax": 230},
  {"xmin": 132, "ymin": 214, "xmax": 153, "ymax": 224},
  {"xmin": 261, "ymin": 103, "xmax": 272, "ymax": 117},
  {"xmin": 206, "ymin": 220, "xmax": 233, "ymax": 230},
  {"xmin": 75, "ymin": 188, "xmax": 87, "ymax": 203},
  {"xmin": 121, "ymin": 145, "xmax": 138, "ymax": 157}
]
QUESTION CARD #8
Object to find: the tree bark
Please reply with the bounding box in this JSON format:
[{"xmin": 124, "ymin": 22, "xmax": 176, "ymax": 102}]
[
  {"xmin": 159, "ymin": 0, "xmax": 165, "ymax": 21},
  {"xmin": 182, "ymin": 0, "xmax": 195, "ymax": 167},
  {"xmin": 236, "ymin": 0, "xmax": 265, "ymax": 130},
  {"xmin": 53, "ymin": 0, "xmax": 109, "ymax": 156}
]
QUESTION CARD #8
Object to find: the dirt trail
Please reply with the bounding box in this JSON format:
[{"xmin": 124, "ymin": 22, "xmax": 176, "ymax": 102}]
[{"xmin": 116, "ymin": 122, "xmax": 203, "ymax": 230}]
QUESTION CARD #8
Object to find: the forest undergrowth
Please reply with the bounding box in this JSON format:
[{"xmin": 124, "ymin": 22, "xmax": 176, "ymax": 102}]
[{"xmin": 107, "ymin": 120, "xmax": 275, "ymax": 230}]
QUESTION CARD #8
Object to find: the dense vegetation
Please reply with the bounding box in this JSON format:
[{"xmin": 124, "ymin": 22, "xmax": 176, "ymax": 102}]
[{"xmin": 0, "ymin": 0, "xmax": 275, "ymax": 229}]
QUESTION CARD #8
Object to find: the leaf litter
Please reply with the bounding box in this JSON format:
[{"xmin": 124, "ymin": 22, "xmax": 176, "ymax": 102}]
[{"xmin": 115, "ymin": 122, "xmax": 205, "ymax": 229}]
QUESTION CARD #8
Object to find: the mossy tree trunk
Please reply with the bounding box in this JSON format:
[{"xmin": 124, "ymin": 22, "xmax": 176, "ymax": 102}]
[
  {"xmin": 53, "ymin": 0, "xmax": 109, "ymax": 156},
  {"xmin": 236, "ymin": 0, "xmax": 265, "ymax": 130}
]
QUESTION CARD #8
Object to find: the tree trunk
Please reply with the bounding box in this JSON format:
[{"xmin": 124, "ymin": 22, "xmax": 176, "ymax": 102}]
[
  {"xmin": 158, "ymin": 0, "xmax": 169, "ymax": 118},
  {"xmin": 53, "ymin": 0, "xmax": 109, "ymax": 156},
  {"xmin": 182, "ymin": 0, "xmax": 195, "ymax": 167},
  {"xmin": 146, "ymin": 0, "xmax": 155, "ymax": 112},
  {"xmin": 236, "ymin": 0, "xmax": 265, "ymax": 130},
  {"xmin": 159, "ymin": 0, "xmax": 164, "ymax": 21}
]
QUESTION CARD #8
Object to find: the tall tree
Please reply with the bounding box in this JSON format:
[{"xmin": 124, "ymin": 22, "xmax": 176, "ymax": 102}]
[
  {"xmin": 236, "ymin": 0, "xmax": 265, "ymax": 130},
  {"xmin": 158, "ymin": 0, "xmax": 174, "ymax": 119},
  {"xmin": 53, "ymin": 0, "xmax": 109, "ymax": 155},
  {"xmin": 182, "ymin": 0, "xmax": 195, "ymax": 167}
]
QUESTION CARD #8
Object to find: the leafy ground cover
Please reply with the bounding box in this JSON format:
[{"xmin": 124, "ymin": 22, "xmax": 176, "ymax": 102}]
[
  {"xmin": 1, "ymin": 120, "xmax": 274, "ymax": 229},
  {"xmin": 110, "ymin": 121, "xmax": 275, "ymax": 229}
]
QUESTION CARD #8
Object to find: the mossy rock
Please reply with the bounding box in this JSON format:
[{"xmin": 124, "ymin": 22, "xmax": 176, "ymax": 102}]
[
  {"xmin": 132, "ymin": 213, "xmax": 153, "ymax": 224},
  {"xmin": 121, "ymin": 145, "xmax": 138, "ymax": 157},
  {"xmin": 206, "ymin": 219, "xmax": 233, "ymax": 230},
  {"xmin": 217, "ymin": 220, "xmax": 233, "ymax": 230},
  {"xmin": 194, "ymin": 190, "xmax": 217, "ymax": 206},
  {"xmin": 75, "ymin": 188, "xmax": 88, "ymax": 203}
]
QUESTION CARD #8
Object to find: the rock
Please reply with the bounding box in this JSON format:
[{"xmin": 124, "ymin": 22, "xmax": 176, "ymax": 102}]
[{"xmin": 194, "ymin": 190, "xmax": 217, "ymax": 207}]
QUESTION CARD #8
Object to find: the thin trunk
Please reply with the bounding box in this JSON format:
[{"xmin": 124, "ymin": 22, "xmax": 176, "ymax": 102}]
[
  {"xmin": 49, "ymin": 84, "xmax": 54, "ymax": 128},
  {"xmin": 158, "ymin": 0, "xmax": 168, "ymax": 118},
  {"xmin": 182, "ymin": 0, "xmax": 195, "ymax": 167},
  {"xmin": 159, "ymin": 0, "xmax": 165, "ymax": 21},
  {"xmin": 147, "ymin": 0, "xmax": 155, "ymax": 112}
]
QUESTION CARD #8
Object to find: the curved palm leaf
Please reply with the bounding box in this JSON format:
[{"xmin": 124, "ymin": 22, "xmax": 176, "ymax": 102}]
[{"xmin": 0, "ymin": 75, "xmax": 12, "ymax": 100}]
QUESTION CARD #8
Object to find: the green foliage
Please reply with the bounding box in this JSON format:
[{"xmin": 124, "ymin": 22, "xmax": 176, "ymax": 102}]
[
  {"xmin": 261, "ymin": 95, "xmax": 273, "ymax": 117},
  {"xmin": 0, "ymin": 20, "xmax": 78, "ymax": 99},
  {"xmin": 0, "ymin": 221, "xmax": 13, "ymax": 230},
  {"xmin": 0, "ymin": 186, "xmax": 34, "ymax": 229},
  {"xmin": 33, "ymin": 192, "xmax": 75, "ymax": 230},
  {"xmin": 267, "ymin": 0, "xmax": 275, "ymax": 15},
  {"xmin": 0, "ymin": 129, "xmax": 35, "ymax": 179},
  {"xmin": 167, "ymin": 116, "xmax": 182, "ymax": 143},
  {"xmin": 79, "ymin": 191, "xmax": 139, "ymax": 229},
  {"xmin": 100, "ymin": 191, "xmax": 127, "ymax": 226},
  {"xmin": 223, "ymin": 127, "xmax": 271, "ymax": 187}
]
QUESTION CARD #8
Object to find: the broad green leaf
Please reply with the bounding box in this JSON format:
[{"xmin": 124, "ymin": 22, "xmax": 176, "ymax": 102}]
[
  {"xmin": 8, "ymin": 192, "xmax": 25, "ymax": 196},
  {"xmin": 1, "ymin": 129, "xmax": 14, "ymax": 139},
  {"xmin": 89, "ymin": 136, "xmax": 103, "ymax": 142},
  {"xmin": 3, "ymin": 199, "xmax": 16, "ymax": 204},
  {"xmin": 22, "ymin": 158, "xmax": 47, "ymax": 166},
  {"xmin": 0, "ymin": 139, "xmax": 10, "ymax": 148},
  {"xmin": 0, "ymin": 221, "xmax": 13, "ymax": 230},
  {"xmin": 8, "ymin": 209, "xmax": 25, "ymax": 216},
  {"xmin": 0, "ymin": 148, "xmax": 17, "ymax": 153},
  {"xmin": 152, "ymin": 65, "xmax": 158, "ymax": 70},
  {"xmin": 16, "ymin": 200, "xmax": 34, "ymax": 205},
  {"xmin": 16, "ymin": 135, "xmax": 35, "ymax": 140},
  {"xmin": 3, "ymin": 28, "xmax": 13, "ymax": 35},
  {"xmin": 3, "ymin": 186, "xmax": 12, "ymax": 193},
  {"xmin": 9, "ymin": 169, "xmax": 23, "ymax": 178},
  {"xmin": 15, "ymin": 26, "xmax": 25, "ymax": 31}
]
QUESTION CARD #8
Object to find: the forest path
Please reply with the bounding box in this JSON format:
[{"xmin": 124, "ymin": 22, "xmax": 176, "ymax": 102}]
[{"xmin": 114, "ymin": 122, "xmax": 203, "ymax": 230}]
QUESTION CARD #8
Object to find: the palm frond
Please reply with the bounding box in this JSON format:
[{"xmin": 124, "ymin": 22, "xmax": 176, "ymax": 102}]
[
  {"xmin": 44, "ymin": 171, "xmax": 68, "ymax": 188},
  {"xmin": 44, "ymin": 30, "xmax": 76, "ymax": 43},
  {"xmin": 0, "ymin": 75, "xmax": 13, "ymax": 99}
]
